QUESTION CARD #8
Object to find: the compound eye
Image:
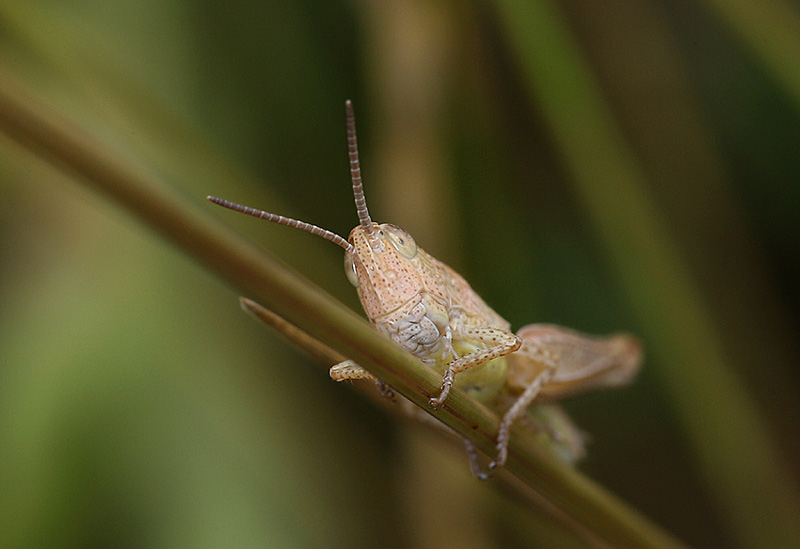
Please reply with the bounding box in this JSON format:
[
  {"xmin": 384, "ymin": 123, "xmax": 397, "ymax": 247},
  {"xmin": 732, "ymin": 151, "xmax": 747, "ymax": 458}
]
[
  {"xmin": 344, "ymin": 252, "xmax": 359, "ymax": 287},
  {"xmin": 384, "ymin": 224, "xmax": 417, "ymax": 258}
]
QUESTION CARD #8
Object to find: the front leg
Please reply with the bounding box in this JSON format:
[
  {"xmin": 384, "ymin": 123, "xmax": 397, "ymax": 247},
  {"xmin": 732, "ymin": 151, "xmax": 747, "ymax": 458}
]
[
  {"xmin": 330, "ymin": 361, "xmax": 396, "ymax": 399},
  {"xmin": 329, "ymin": 360, "xmax": 376, "ymax": 382},
  {"xmin": 429, "ymin": 327, "xmax": 521, "ymax": 407}
]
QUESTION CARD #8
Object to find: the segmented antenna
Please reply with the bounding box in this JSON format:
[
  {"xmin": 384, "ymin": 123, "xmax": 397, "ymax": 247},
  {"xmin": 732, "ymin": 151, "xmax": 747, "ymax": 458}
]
[
  {"xmin": 206, "ymin": 196, "xmax": 352, "ymax": 251},
  {"xmin": 345, "ymin": 100, "xmax": 375, "ymax": 236}
]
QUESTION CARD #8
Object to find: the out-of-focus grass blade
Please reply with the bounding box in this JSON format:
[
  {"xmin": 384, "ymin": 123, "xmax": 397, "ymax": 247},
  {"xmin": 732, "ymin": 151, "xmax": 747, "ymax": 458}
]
[
  {"xmin": 701, "ymin": 0, "xmax": 800, "ymax": 115},
  {"xmin": 492, "ymin": 1, "xmax": 800, "ymax": 547}
]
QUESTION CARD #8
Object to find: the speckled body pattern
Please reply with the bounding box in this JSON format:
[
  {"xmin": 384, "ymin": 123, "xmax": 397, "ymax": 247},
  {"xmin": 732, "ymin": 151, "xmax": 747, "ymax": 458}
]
[{"xmin": 346, "ymin": 222, "xmax": 515, "ymax": 404}]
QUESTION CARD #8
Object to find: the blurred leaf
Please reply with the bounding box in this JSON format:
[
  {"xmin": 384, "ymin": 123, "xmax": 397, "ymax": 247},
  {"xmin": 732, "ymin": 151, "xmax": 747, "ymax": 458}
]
[{"xmin": 492, "ymin": 0, "xmax": 800, "ymax": 546}]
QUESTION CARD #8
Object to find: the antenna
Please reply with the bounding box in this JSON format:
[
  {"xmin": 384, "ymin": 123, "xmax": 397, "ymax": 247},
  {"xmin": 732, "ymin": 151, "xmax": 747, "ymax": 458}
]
[
  {"xmin": 345, "ymin": 100, "xmax": 375, "ymax": 237},
  {"xmin": 207, "ymin": 101, "xmax": 375, "ymax": 251},
  {"xmin": 206, "ymin": 196, "xmax": 352, "ymax": 251}
]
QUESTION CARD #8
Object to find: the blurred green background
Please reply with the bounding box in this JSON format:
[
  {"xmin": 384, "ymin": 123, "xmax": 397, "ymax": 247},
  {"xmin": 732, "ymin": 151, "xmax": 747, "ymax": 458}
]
[{"xmin": 1, "ymin": 1, "xmax": 799, "ymax": 547}]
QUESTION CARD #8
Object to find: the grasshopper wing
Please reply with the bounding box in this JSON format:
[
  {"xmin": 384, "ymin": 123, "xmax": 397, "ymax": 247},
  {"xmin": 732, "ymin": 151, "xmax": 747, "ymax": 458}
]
[{"xmin": 506, "ymin": 324, "xmax": 642, "ymax": 401}]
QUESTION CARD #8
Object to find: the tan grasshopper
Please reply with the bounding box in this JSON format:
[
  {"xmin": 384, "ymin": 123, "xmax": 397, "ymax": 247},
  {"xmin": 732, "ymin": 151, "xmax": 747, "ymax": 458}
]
[{"xmin": 208, "ymin": 100, "xmax": 642, "ymax": 477}]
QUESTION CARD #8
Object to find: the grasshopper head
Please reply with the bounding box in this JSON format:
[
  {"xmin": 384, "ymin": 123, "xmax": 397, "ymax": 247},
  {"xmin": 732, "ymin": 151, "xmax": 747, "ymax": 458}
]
[{"xmin": 344, "ymin": 222, "xmax": 423, "ymax": 320}]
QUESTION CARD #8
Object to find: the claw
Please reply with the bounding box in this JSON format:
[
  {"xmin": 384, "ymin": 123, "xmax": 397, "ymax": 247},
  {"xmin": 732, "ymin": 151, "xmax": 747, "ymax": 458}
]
[
  {"xmin": 463, "ymin": 438, "xmax": 494, "ymax": 481},
  {"xmin": 375, "ymin": 380, "xmax": 396, "ymax": 401},
  {"xmin": 489, "ymin": 439, "xmax": 509, "ymax": 471},
  {"xmin": 429, "ymin": 382, "xmax": 452, "ymax": 408},
  {"xmin": 429, "ymin": 370, "xmax": 455, "ymax": 407}
]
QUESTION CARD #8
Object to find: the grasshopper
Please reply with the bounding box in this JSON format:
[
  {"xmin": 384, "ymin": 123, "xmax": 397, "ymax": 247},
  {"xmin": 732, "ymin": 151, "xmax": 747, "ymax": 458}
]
[{"xmin": 208, "ymin": 100, "xmax": 642, "ymax": 477}]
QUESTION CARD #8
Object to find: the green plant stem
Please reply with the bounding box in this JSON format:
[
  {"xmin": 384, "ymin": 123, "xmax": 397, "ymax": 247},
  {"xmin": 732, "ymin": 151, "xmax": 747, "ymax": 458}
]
[{"xmin": 0, "ymin": 69, "xmax": 685, "ymax": 549}]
